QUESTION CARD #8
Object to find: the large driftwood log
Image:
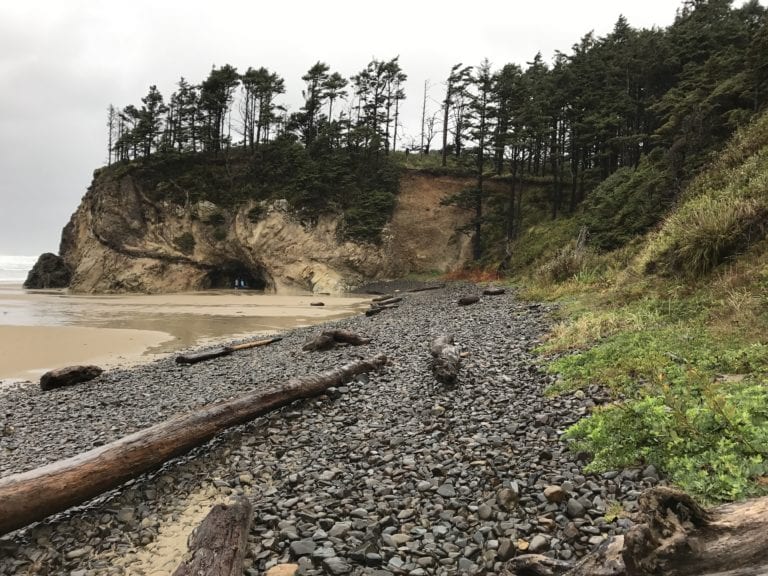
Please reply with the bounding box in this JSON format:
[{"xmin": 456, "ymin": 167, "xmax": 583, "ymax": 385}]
[
  {"xmin": 430, "ymin": 334, "xmax": 461, "ymax": 385},
  {"xmin": 0, "ymin": 354, "xmax": 387, "ymax": 536},
  {"xmin": 176, "ymin": 337, "xmax": 282, "ymax": 364},
  {"xmin": 173, "ymin": 496, "xmax": 252, "ymax": 576},
  {"xmin": 502, "ymin": 486, "xmax": 768, "ymax": 576},
  {"xmin": 302, "ymin": 329, "xmax": 371, "ymax": 351}
]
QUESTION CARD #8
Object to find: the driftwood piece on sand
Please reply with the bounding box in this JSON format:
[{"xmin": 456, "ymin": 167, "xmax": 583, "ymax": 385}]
[
  {"xmin": 458, "ymin": 295, "xmax": 480, "ymax": 306},
  {"xmin": 430, "ymin": 334, "xmax": 461, "ymax": 385},
  {"xmin": 483, "ymin": 287, "xmax": 506, "ymax": 296},
  {"xmin": 371, "ymin": 294, "xmax": 395, "ymax": 302},
  {"xmin": 40, "ymin": 365, "xmax": 103, "ymax": 391},
  {"xmin": 407, "ymin": 283, "xmax": 445, "ymax": 293},
  {"xmin": 173, "ymin": 496, "xmax": 252, "ymax": 576},
  {"xmin": 302, "ymin": 329, "xmax": 371, "ymax": 351},
  {"xmin": 0, "ymin": 354, "xmax": 387, "ymax": 537},
  {"xmin": 175, "ymin": 337, "xmax": 283, "ymax": 364},
  {"xmin": 372, "ymin": 296, "xmax": 402, "ymax": 307},
  {"xmin": 502, "ymin": 486, "xmax": 768, "ymax": 576}
]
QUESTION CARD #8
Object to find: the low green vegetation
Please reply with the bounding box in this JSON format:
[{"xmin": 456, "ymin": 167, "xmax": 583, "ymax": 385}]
[
  {"xmin": 518, "ymin": 110, "xmax": 768, "ymax": 503},
  {"xmin": 104, "ymin": 140, "xmax": 401, "ymax": 244}
]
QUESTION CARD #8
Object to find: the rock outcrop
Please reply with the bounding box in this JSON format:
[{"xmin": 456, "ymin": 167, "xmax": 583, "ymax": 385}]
[
  {"xmin": 58, "ymin": 169, "xmax": 478, "ymax": 294},
  {"xmin": 23, "ymin": 252, "xmax": 71, "ymax": 289}
]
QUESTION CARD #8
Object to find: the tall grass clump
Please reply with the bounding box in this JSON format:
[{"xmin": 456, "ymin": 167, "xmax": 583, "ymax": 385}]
[{"xmin": 642, "ymin": 113, "xmax": 768, "ymax": 279}]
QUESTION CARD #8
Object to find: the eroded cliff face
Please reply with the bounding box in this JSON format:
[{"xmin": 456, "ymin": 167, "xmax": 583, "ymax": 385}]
[{"xmin": 60, "ymin": 170, "xmax": 475, "ymax": 293}]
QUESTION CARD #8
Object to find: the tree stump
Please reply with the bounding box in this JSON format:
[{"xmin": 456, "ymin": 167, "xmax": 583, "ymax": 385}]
[
  {"xmin": 502, "ymin": 486, "xmax": 768, "ymax": 576},
  {"xmin": 173, "ymin": 496, "xmax": 252, "ymax": 576}
]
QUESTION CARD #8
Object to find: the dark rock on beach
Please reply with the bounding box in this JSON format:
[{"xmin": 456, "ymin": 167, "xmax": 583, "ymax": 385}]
[{"xmin": 23, "ymin": 252, "xmax": 71, "ymax": 289}]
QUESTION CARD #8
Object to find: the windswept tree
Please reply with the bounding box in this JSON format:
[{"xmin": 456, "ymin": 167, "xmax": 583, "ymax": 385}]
[
  {"xmin": 106, "ymin": 105, "xmax": 117, "ymax": 165},
  {"xmin": 468, "ymin": 59, "xmax": 496, "ymax": 260},
  {"xmin": 324, "ymin": 71, "xmax": 348, "ymax": 122},
  {"xmin": 241, "ymin": 67, "xmax": 285, "ymax": 149},
  {"xmin": 295, "ymin": 61, "xmax": 331, "ymax": 147},
  {"xmin": 441, "ymin": 64, "xmax": 473, "ymax": 166},
  {"xmin": 199, "ymin": 64, "xmax": 240, "ymax": 153},
  {"xmin": 167, "ymin": 77, "xmax": 200, "ymax": 152},
  {"xmin": 136, "ymin": 85, "xmax": 167, "ymax": 157}
]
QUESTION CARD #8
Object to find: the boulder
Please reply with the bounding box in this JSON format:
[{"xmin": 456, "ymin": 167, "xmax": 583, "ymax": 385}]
[
  {"xmin": 40, "ymin": 365, "xmax": 103, "ymax": 391},
  {"xmin": 23, "ymin": 253, "xmax": 71, "ymax": 289}
]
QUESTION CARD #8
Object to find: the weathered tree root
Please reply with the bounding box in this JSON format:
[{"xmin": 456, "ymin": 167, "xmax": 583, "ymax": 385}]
[
  {"xmin": 302, "ymin": 329, "xmax": 372, "ymax": 351},
  {"xmin": 502, "ymin": 486, "xmax": 768, "ymax": 576},
  {"xmin": 173, "ymin": 496, "xmax": 252, "ymax": 576}
]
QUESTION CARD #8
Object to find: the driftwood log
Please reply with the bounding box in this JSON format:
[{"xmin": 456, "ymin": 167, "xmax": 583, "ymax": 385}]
[
  {"xmin": 176, "ymin": 337, "xmax": 283, "ymax": 365},
  {"xmin": 173, "ymin": 496, "xmax": 252, "ymax": 576},
  {"xmin": 430, "ymin": 334, "xmax": 461, "ymax": 385},
  {"xmin": 407, "ymin": 283, "xmax": 445, "ymax": 293},
  {"xmin": 502, "ymin": 486, "xmax": 768, "ymax": 576},
  {"xmin": 371, "ymin": 294, "xmax": 395, "ymax": 302},
  {"xmin": 40, "ymin": 365, "xmax": 103, "ymax": 391},
  {"xmin": 0, "ymin": 354, "xmax": 387, "ymax": 536},
  {"xmin": 302, "ymin": 329, "xmax": 371, "ymax": 351},
  {"xmin": 372, "ymin": 296, "xmax": 402, "ymax": 307},
  {"xmin": 458, "ymin": 295, "xmax": 480, "ymax": 306}
]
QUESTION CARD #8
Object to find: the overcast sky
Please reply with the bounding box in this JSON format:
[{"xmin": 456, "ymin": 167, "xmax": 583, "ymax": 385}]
[{"xmin": 0, "ymin": 0, "xmax": 707, "ymax": 255}]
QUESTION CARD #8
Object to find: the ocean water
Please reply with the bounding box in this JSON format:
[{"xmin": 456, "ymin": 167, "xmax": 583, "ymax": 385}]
[{"xmin": 0, "ymin": 255, "xmax": 36, "ymax": 284}]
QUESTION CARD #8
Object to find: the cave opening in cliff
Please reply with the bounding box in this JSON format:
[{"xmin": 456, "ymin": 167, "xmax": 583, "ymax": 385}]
[{"xmin": 204, "ymin": 262, "xmax": 268, "ymax": 291}]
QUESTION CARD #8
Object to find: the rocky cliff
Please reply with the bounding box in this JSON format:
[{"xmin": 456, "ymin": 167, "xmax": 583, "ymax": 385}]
[{"xmin": 58, "ymin": 169, "xmax": 476, "ymax": 293}]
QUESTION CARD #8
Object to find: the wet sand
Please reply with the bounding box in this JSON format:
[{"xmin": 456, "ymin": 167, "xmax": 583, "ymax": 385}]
[{"xmin": 0, "ymin": 284, "xmax": 370, "ymax": 382}]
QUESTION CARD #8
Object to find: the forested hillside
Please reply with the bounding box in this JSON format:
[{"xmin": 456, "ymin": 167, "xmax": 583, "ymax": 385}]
[{"xmin": 104, "ymin": 0, "xmax": 767, "ymax": 262}]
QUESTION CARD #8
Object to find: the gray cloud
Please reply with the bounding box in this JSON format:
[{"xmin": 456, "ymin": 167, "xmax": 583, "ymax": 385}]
[{"xmin": 0, "ymin": 0, "xmax": 694, "ymax": 255}]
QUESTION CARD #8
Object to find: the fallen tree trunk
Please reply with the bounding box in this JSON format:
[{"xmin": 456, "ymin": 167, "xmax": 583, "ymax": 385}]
[
  {"xmin": 173, "ymin": 496, "xmax": 252, "ymax": 576},
  {"xmin": 407, "ymin": 284, "xmax": 445, "ymax": 293},
  {"xmin": 0, "ymin": 354, "xmax": 387, "ymax": 537},
  {"xmin": 372, "ymin": 296, "xmax": 402, "ymax": 307},
  {"xmin": 502, "ymin": 486, "xmax": 768, "ymax": 576},
  {"xmin": 176, "ymin": 337, "xmax": 282, "ymax": 365},
  {"xmin": 430, "ymin": 334, "xmax": 461, "ymax": 385}
]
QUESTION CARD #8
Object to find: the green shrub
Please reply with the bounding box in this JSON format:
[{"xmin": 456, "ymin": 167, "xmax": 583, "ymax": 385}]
[
  {"xmin": 339, "ymin": 189, "xmax": 397, "ymax": 243},
  {"xmin": 565, "ymin": 376, "xmax": 768, "ymax": 502},
  {"xmin": 580, "ymin": 156, "xmax": 672, "ymax": 251},
  {"xmin": 536, "ymin": 228, "xmax": 590, "ymax": 283},
  {"xmin": 173, "ymin": 232, "xmax": 195, "ymax": 255}
]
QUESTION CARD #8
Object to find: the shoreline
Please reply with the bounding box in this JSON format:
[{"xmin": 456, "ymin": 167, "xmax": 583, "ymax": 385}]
[
  {"xmin": 0, "ymin": 283, "xmax": 662, "ymax": 575},
  {"xmin": 0, "ymin": 284, "xmax": 370, "ymax": 384}
]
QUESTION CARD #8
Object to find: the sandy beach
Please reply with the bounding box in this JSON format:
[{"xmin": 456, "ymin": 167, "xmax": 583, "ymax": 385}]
[{"xmin": 0, "ymin": 284, "xmax": 370, "ymax": 382}]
